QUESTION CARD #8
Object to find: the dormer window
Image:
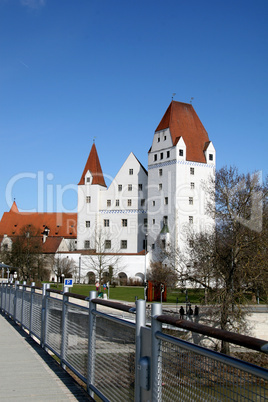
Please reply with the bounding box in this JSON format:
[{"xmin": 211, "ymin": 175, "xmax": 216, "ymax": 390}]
[
  {"xmin": 86, "ymin": 177, "xmax": 90, "ymax": 183},
  {"xmin": 129, "ymin": 169, "xmax": 133, "ymax": 175},
  {"xmin": 86, "ymin": 196, "xmax": 91, "ymax": 203},
  {"xmin": 179, "ymin": 149, "xmax": 183, "ymax": 156},
  {"xmin": 209, "ymin": 154, "xmax": 213, "ymax": 161}
]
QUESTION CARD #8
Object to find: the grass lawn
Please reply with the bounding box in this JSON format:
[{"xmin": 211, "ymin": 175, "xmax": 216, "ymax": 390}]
[{"xmin": 50, "ymin": 283, "xmax": 205, "ymax": 304}]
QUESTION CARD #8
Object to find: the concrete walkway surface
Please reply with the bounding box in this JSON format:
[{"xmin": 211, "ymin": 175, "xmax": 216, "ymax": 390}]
[{"xmin": 0, "ymin": 313, "xmax": 93, "ymax": 401}]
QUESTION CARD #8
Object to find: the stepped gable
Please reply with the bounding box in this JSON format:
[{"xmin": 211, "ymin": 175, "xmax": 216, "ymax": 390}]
[
  {"xmin": 155, "ymin": 101, "xmax": 210, "ymax": 163},
  {"xmin": 0, "ymin": 202, "xmax": 77, "ymax": 238},
  {"xmin": 78, "ymin": 142, "xmax": 107, "ymax": 186}
]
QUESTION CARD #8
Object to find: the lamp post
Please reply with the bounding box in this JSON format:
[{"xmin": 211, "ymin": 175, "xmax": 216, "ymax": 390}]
[
  {"xmin": 144, "ymin": 234, "xmax": 148, "ymax": 301},
  {"xmin": 61, "ymin": 274, "xmax": 65, "ymax": 291}
]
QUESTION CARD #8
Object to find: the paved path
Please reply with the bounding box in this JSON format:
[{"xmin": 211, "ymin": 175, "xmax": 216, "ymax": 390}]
[{"xmin": 0, "ymin": 313, "xmax": 92, "ymax": 401}]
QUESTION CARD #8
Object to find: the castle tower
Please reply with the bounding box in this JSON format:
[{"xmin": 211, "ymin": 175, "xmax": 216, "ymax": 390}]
[
  {"xmin": 77, "ymin": 142, "xmax": 107, "ymax": 250},
  {"xmin": 147, "ymin": 101, "xmax": 215, "ymax": 258}
]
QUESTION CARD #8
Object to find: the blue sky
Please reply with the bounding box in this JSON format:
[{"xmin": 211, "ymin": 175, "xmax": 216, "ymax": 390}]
[{"xmin": 0, "ymin": 0, "xmax": 267, "ymax": 217}]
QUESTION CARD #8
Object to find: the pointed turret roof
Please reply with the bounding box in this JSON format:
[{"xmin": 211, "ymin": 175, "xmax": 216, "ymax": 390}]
[
  {"xmin": 78, "ymin": 143, "xmax": 107, "ymax": 187},
  {"xmin": 10, "ymin": 200, "xmax": 19, "ymax": 213},
  {"xmin": 155, "ymin": 101, "xmax": 210, "ymax": 163}
]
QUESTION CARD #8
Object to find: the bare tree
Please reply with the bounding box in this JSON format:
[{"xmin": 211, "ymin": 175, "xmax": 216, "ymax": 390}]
[
  {"xmin": 168, "ymin": 167, "xmax": 267, "ymax": 354},
  {"xmin": 53, "ymin": 256, "xmax": 77, "ymax": 282},
  {"xmin": 81, "ymin": 228, "xmax": 124, "ymax": 285},
  {"xmin": 6, "ymin": 225, "xmax": 49, "ymax": 283}
]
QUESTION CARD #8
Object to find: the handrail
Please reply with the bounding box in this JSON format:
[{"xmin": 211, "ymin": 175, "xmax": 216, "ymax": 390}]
[
  {"xmin": 157, "ymin": 314, "xmax": 268, "ymax": 354},
  {"xmin": 91, "ymin": 298, "xmax": 136, "ymax": 313}
]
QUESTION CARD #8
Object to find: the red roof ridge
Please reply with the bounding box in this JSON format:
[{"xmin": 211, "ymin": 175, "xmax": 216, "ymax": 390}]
[{"xmin": 78, "ymin": 142, "xmax": 107, "ymax": 187}]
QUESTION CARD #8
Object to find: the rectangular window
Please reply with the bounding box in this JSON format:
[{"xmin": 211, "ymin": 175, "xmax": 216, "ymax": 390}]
[
  {"xmin": 121, "ymin": 240, "xmax": 127, "ymax": 249},
  {"xmin": 122, "ymin": 219, "xmax": 128, "ymax": 227},
  {"xmin": 85, "ymin": 221, "xmax": 90, "ymax": 228},
  {"xmin": 209, "ymin": 154, "xmax": 213, "ymax": 161},
  {"xmin": 105, "ymin": 240, "xmax": 111, "ymax": 249},
  {"xmin": 179, "ymin": 149, "xmax": 183, "ymax": 156},
  {"xmin": 152, "ymin": 200, "xmax": 155, "ymax": 206},
  {"xmin": 189, "ymin": 216, "xmax": 193, "ymax": 224},
  {"xmin": 86, "ymin": 196, "xmax": 91, "ymax": 203},
  {"xmin": 154, "ymin": 154, "xmax": 157, "ymax": 161},
  {"xmin": 161, "ymin": 239, "xmax": 166, "ymax": 248},
  {"xmin": 164, "ymin": 197, "xmax": 168, "ymax": 205},
  {"xmin": 107, "ymin": 200, "xmax": 111, "ymax": 207},
  {"xmin": 157, "ymin": 137, "xmax": 160, "ymax": 142},
  {"xmin": 144, "ymin": 218, "xmax": 148, "ymax": 228},
  {"xmin": 159, "ymin": 183, "xmax": 162, "ymax": 190},
  {"xmin": 167, "ymin": 150, "xmax": 170, "ymax": 158},
  {"xmin": 189, "ymin": 197, "xmax": 193, "ymax": 205},
  {"xmin": 141, "ymin": 199, "xmax": 145, "ymax": 206},
  {"xmin": 116, "ymin": 199, "xmax": 119, "ymax": 206},
  {"xmin": 152, "ymin": 243, "xmax": 155, "ymax": 250},
  {"xmin": 104, "ymin": 219, "xmax": 109, "ymax": 227},
  {"xmin": 128, "ymin": 184, "xmax": 132, "ymax": 191},
  {"xmin": 86, "ymin": 177, "xmax": 90, "ymax": 183},
  {"xmin": 163, "ymin": 135, "xmax": 166, "ymax": 141},
  {"xmin": 163, "ymin": 215, "xmax": 168, "ymax": 225},
  {"xmin": 190, "ymin": 182, "xmax": 195, "ymax": 189},
  {"xmin": 160, "ymin": 152, "xmax": 163, "ymax": 160},
  {"xmin": 84, "ymin": 240, "xmax": 90, "ymax": 249},
  {"xmin": 152, "ymin": 219, "xmax": 155, "ymax": 224},
  {"xmin": 159, "ymin": 169, "xmax": 163, "ymax": 176},
  {"xmin": 190, "ymin": 167, "xmax": 194, "ymax": 175},
  {"xmin": 118, "ymin": 184, "xmax": 122, "ymax": 191},
  {"xmin": 129, "ymin": 169, "xmax": 133, "ymax": 175},
  {"xmin": 127, "ymin": 199, "xmax": 132, "ymax": 207},
  {"xmin": 138, "ymin": 183, "xmax": 143, "ymax": 191}
]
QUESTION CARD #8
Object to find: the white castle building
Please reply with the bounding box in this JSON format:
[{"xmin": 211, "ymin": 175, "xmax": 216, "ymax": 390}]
[
  {"xmin": 75, "ymin": 100, "xmax": 215, "ymax": 282},
  {"xmin": 0, "ymin": 100, "xmax": 215, "ymax": 284}
]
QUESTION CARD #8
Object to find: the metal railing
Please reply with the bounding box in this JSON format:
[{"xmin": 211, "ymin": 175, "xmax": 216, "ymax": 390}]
[{"xmin": 0, "ymin": 282, "xmax": 267, "ymax": 401}]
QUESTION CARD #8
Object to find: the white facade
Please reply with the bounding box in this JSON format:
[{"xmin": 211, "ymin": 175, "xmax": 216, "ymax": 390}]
[{"xmin": 77, "ymin": 152, "xmax": 148, "ymax": 254}]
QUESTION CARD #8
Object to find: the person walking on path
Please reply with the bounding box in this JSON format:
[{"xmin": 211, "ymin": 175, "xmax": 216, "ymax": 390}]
[{"xmin": 179, "ymin": 306, "xmax": 185, "ymax": 319}]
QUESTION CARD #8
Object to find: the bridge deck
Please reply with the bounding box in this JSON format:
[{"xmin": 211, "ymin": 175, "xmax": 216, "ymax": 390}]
[{"xmin": 0, "ymin": 313, "xmax": 92, "ymax": 401}]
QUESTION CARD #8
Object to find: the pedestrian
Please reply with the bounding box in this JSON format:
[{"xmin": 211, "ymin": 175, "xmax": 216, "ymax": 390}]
[
  {"xmin": 179, "ymin": 306, "xmax": 185, "ymax": 319},
  {"xmin": 188, "ymin": 305, "xmax": 193, "ymax": 316}
]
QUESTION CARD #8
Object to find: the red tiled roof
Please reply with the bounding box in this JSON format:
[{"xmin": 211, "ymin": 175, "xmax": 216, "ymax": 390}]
[
  {"xmin": 0, "ymin": 204, "xmax": 77, "ymax": 239},
  {"xmin": 155, "ymin": 101, "xmax": 210, "ymax": 163},
  {"xmin": 40, "ymin": 237, "xmax": 64, "ymax": 253},
  {"xmin": 78, "ymin": 143, "xmax": 107, "ymax": 187}
]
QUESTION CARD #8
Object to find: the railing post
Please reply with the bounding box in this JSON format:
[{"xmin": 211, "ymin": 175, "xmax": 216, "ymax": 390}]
[
  {"xmin": 21, "ymin": 281, "xmax": 26, "ymax": 328},
  {"xmin": 8, "ymin": 284, "xmax": 12, "ymax": 316},
  {"xmin": 135, "ymin": 299, "xmax": 146, "ymax": 402},
  {"xmin": 61, "ymin": 287, "xmax": 69, "ymax": 369},
  {"xmin": 87, "ymin": 290, "xmax": 98, "ymax": 397},
  {"xmin": 41, "ymin": 283, "xmax": 50, "ymax": 348},
  {"xmin": 13, "ymin": 281, "xmax": 19, "ymax": 322},
  {"xmin": 151, "ymin": 303, "xmax": 162, "ymax": 402},
  {"xmin": 29, "ymin": 282, "xmax": 35, "ymax": 337}
]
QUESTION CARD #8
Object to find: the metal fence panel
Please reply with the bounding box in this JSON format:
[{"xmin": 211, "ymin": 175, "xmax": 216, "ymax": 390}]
[
  {"xmin": 15, "ymin": 289, "xmax": 23, "ymax": 323},
  {"xmin": 22, "ymin": 290, "xmax": 31, "ymax": 330},
  {"xmin": 158, "ymin": 335, "xmax": 268, "ymax": 401},
  {"xmin": 93, "ymin": 315, "xmax": 136, "ymax": 402},
  {"xmin": 46, "ymin": 296, "xmax": 62, "ymax": 356},
  {"xmin": 31, "ymin": 292, "xmax": 43, "ymax": 340},
  {"xmin": 64, "ymin": 303, "xmax": 89, "ymax": 380}
]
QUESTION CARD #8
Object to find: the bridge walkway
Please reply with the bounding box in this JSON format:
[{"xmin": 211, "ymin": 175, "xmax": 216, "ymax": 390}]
[{"xmin": 0, "ymin": 313, "xmax": 92, "ymax": 401}]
